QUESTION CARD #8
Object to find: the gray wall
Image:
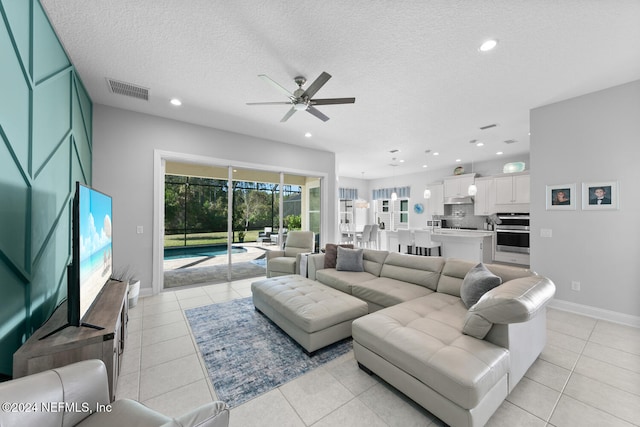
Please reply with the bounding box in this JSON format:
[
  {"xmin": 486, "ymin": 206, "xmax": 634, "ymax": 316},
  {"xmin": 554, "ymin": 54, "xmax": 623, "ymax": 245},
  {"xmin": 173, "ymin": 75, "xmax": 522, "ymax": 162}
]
[
  {"xmin": 92, "ymin": 104, "xmax": 337, "ymax": 294},
  {"xmin": 530, "ymin": 79, "xmax": 640, "ymax": 322}
]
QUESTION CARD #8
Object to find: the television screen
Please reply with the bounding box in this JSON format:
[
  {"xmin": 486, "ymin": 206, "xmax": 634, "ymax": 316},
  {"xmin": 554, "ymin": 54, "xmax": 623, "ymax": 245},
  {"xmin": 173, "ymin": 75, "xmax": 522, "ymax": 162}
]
[{"xmin": 77, "ymin": 183, "xmax": 113, "ymax": 321}]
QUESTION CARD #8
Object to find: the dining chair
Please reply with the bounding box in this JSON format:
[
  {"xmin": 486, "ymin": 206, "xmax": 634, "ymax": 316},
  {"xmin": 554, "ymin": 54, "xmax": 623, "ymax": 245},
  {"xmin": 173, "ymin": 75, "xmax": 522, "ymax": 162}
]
[{"xmin": 397, "ymin": 229, "xmax": 414, "ymax": 254}]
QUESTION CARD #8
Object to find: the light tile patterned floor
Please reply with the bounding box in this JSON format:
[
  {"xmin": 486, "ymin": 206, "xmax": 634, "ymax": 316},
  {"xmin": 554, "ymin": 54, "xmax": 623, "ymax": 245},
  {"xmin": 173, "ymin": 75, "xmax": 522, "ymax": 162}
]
[{"xmin": 117, "ymin": 277, "xmax": 640, "ymax": 426}]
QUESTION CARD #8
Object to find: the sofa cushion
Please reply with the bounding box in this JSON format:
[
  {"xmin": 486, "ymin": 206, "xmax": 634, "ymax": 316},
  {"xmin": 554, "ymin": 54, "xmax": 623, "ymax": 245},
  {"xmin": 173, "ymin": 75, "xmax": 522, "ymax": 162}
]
[
  {"xmin": 361, "ymin": 249, "xmax": 390, "ymax": 276},
  {"xmin": 460, "ymin": 263, "xmax": 502, "ymax": 308},
  {"xmin": 435, "ymin": 258, "xmax": 477, "ymax": 297},
  {"xmin": 352, "ymin": 277, "xmax": 434, "ymax": 308},
  {"xmin": 463, "ymin": 275, "xmax": 556, "ymax": 339},
  {"xmin": 267, "ymin": 256, "xmax": 297, "ymax": 274},
  {"xmin": 336, "ymin": 246, "xmax": 364, "ymax": 272},
  {"xmin": 379, "ymin": 253, "xmax": 445, "ymax": 291},
  {"xmin": 352, "ymin": 293, "xmax": 510, "ymax": 410},
  {"xmin": 315, "ymin": 269, "xmax": 377, "ymax": 294},
  {"xmin": 324, "ymin": 243, "xmax": 354, "ymax": 269}
]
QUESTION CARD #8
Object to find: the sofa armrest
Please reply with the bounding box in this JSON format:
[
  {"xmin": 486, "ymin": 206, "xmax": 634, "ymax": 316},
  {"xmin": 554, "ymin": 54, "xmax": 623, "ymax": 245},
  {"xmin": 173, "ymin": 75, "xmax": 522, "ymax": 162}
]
[
  {"xmin": 163, "ymin": 401, "xmax": 229, "ymax": 427},
  {"xmin": 307, "ymin": 253, "xmax": 326, "ymax": 280},
  {"xmin": 463, "ymin": 275, "xmax": 556, "ymax": 339},
  {"xmin": 266, "ymin": 250, "xmax": 285, "ymax": 260},
  {"xmin": 0, "ymin": 359, "xmax": 110, "ymax": 427}
]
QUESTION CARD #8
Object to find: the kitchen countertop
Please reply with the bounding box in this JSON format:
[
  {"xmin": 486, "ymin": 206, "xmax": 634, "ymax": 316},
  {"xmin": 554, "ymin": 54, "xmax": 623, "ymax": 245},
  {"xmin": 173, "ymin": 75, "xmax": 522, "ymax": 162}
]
[{"xmin": 431, "ymin": 229, "xmax": 494, "ymax": 238}]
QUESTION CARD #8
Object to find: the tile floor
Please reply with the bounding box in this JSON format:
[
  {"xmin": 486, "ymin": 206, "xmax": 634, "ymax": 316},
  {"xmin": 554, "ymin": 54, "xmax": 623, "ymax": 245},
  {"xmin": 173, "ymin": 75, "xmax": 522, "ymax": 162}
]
[{"xmin": 117, "ymin": 277, "xmax": 640, "ymax": 426}]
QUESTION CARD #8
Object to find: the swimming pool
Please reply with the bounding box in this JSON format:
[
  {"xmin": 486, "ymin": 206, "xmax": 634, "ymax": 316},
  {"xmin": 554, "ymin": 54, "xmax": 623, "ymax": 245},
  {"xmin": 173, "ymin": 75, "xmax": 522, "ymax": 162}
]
[{"xmin": 164, "ymin": 245, "xmax": 247, "ymax": 260}]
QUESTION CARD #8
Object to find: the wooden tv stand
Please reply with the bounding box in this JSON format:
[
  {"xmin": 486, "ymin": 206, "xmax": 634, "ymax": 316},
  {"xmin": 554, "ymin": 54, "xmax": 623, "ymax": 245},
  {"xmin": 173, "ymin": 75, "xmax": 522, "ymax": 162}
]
[{"xmin": 13, "ymin": 279, "xmax": 128, "ymax": 401}]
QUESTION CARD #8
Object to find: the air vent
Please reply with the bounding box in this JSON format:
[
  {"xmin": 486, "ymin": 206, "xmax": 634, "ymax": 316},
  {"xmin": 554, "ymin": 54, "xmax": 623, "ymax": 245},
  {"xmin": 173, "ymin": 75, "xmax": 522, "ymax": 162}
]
[
  {"xmin": 389, "ymin": 149, "xmax": 400, "ymax": 153},
  {"xmin": 503, "ymin": 139, "xmax": 518, "ymax": 144},
  {"xmin": 479, "ymin": 123, "xmax": 498, "ymax": 130},
  {"xmin": 106, "ymin": 78, "xmax": 149, "ymax": 101}
]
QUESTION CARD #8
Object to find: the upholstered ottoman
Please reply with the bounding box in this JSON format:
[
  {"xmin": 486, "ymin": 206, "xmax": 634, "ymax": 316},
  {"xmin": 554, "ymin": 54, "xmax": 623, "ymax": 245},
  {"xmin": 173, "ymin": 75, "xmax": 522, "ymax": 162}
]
[{"xmin": 251, "ymin": 275, "xmax": 368, "ymax": 353}]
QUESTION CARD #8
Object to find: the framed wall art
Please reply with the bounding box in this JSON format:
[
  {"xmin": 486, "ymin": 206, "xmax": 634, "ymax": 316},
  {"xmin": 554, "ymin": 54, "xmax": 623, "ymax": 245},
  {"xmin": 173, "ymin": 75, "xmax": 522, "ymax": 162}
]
[
  {"xmin": 546, "ymin": 183, "xmax": 576, "ymax": 210},
  {"xmin": 582, "ymin": 181, "xmax": 619, "ymax": 210}
]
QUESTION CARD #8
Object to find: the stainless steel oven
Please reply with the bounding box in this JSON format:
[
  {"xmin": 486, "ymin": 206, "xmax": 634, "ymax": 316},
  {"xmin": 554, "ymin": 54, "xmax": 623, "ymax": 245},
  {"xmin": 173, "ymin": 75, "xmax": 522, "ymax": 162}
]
[{"xmin": 495, "ymin": 213, "xmax": 530, "ymax": 254}]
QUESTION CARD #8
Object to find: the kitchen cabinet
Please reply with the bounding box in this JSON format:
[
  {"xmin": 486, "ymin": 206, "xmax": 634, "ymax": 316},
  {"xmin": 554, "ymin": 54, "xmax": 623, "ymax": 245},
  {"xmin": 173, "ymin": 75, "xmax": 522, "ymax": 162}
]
[
  {"xmin": 424, "ymin": 183, "xmax": 444, "ymax": 217},
  {"xmin": 444, "ymin": 173, "xmax": 476, "ymax": 198},
  {"xmin": 474, "ymin": 177, "xmax": 496, "ymax": 215},
  {"xmin": 494, "ymin": 173, "xmax": 530, "ymax": 204}
]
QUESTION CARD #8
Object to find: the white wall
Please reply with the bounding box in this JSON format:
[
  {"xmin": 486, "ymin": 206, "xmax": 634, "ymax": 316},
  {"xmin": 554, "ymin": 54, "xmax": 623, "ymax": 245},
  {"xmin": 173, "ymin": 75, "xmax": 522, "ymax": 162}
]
[
  {"xmin": 92, "ymin": 104, "xmax": 337, "ymax": 294},
  {"xmin": 530, "ymin": 80, "xmax": 640, "ymax": 323}
]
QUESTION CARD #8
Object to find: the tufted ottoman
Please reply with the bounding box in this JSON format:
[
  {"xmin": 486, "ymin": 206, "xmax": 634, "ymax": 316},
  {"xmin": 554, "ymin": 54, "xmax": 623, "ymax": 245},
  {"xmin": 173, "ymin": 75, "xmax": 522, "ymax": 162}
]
[{"xmin": 251, "ymin": 275, "xmax": 368, "ymax": 353}]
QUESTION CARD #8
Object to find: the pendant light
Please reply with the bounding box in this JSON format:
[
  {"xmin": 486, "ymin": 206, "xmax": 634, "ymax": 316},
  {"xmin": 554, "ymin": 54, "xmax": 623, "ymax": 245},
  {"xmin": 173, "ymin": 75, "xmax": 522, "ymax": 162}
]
[
  {"xmin": 423, "ymin": 164, "xmax": 431, "ymax": 199},
  {"xmin": 390, "ymin": 160, "xmax": 398, "ymax": 201},
  {"xmin": 468, "ymin": 145, "xmax": 478, "ymax": 196}
]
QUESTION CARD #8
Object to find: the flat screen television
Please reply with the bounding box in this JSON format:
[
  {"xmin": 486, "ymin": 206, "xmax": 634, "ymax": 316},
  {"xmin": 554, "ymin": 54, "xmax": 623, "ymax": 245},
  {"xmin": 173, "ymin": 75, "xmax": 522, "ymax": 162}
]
[
  {"xmin": 68, "ymin": 182, "xmax": 113, "ymax": 327},
  {"xmin": 41, "ymin": 182, "xmax": 113, "ymax": 340}
]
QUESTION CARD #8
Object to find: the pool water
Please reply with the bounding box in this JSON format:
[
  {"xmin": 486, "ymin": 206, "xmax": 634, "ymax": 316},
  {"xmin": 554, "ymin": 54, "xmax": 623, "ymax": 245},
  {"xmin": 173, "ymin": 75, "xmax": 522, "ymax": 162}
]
[{"xmin": 164, "ymin": 245, "xmax": 247, "ymax": 260}]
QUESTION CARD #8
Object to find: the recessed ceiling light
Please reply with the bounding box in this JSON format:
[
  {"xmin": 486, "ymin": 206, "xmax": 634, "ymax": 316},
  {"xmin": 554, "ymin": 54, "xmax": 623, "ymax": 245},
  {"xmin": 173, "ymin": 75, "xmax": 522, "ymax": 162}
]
[
  {"xmin": 479, "ymin": 39, "xmax": 498, "ymax": 52},
  {"xmin": 422, "ymin": 164, "xmax": 428, "ymax": 168},
  {"xmin": 476, "ymin": 142, "xmax": 484, "ymax": 147},
  {"xmin": 170, "ymin": 98, "xmax": 182, "ymax": 106},
  {"xmin": 304, "ymin": 132, "xmax": 312, "ymax": 138},
  {"xmin": 496, "ymin": 151, "xmax": 504, "ymax": 155},
  {"xmin": 433, "ymin": 152, "xmax": 439, "ymax": 156},
  {"xmin": 399, "ymin": 159, "xmax": 405, "ymax": 163},
  {"xmin": 455, "ymin": 159, "xmax": 462, "ymax": 163}
]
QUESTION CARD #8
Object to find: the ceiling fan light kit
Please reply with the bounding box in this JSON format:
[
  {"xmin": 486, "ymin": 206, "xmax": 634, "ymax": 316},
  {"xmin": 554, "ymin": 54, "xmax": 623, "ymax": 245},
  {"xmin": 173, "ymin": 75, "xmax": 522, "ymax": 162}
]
[{"xmin": 247, "ymin": 71, "xmax": 355, "ymax": 122}]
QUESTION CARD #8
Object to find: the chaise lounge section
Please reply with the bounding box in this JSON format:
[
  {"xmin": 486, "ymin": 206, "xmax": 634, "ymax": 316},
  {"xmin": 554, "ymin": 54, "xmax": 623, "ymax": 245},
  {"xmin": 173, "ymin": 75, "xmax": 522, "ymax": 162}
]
[{"xmin": 304, "ymin": 247, "xmax": 555, "ymax": 427}]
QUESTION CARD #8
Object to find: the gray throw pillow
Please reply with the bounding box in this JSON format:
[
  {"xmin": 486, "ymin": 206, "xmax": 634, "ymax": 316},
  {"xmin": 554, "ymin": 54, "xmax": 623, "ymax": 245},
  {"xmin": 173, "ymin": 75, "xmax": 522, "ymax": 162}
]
[
  {"xmin": 460, "ymin": 263, "xmax": 502, "ymax": 308},
  {"xmin": 336, "ymin": 246, "xmax": 364, "ymax": 272},
  {"xmin": 324, "ymin": 243, "xmax": 355, "ymax": 269}
]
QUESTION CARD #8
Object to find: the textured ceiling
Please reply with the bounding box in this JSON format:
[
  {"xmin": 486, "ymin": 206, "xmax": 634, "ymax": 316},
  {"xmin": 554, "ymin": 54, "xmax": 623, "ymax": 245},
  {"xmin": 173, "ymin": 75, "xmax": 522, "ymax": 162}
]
[{"xmin": 40, "ymin": 0, "xmax": 640, "ymax": 179}]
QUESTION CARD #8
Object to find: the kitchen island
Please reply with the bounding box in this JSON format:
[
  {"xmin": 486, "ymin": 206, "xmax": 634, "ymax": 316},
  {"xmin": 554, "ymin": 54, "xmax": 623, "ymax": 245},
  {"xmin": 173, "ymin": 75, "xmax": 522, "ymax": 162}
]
[{"xmin": 430, "ymin": 229, "xmax": 494, "ymax": 263}]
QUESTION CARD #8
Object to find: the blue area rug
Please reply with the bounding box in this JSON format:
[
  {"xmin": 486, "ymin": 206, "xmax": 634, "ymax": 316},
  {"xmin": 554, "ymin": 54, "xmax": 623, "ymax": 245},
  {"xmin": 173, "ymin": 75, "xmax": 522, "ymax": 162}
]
[{"xmin": 185, "ymin": 297, "xmax": 352, "ymax": 408}]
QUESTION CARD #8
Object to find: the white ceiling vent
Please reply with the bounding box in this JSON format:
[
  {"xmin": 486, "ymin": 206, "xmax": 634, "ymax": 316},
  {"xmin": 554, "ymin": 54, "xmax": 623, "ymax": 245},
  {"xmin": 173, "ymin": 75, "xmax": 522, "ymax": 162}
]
[
  {"xmin": 503, "ymin": 139, "xmax": 518, "ymax": 144},
  {"xmin": 106, "ymin": 78, "xmax": 149, "ymax": 101}
]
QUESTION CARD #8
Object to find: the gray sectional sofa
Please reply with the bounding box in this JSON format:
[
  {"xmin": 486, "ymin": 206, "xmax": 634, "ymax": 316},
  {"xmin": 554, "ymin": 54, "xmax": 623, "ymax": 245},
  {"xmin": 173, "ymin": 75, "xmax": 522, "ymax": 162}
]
[{"xmin": 306, "ymin": 248, "xmax": 555, "ymax": 427}]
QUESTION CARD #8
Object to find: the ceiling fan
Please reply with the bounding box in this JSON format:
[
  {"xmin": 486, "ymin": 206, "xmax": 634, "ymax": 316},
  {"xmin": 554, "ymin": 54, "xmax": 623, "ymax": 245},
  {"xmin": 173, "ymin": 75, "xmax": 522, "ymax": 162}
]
[{"xmin": 246, "ymin": 72, "xmax": 355, "ymax": 122}]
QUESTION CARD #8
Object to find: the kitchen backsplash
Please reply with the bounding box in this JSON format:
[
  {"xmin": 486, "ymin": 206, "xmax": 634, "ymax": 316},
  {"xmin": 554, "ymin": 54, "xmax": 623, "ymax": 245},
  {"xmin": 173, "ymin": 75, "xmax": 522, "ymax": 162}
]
[{"xmin": 436, "ymin": 204, "xmax": 488, "ymax": 229}]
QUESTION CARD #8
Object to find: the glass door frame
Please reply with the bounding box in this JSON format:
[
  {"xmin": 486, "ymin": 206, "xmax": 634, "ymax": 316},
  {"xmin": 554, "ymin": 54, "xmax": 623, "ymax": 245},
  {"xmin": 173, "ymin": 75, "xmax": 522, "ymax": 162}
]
[{"xmin": 153, "ymin": 150, "xmax": 330, "ymax": 294}]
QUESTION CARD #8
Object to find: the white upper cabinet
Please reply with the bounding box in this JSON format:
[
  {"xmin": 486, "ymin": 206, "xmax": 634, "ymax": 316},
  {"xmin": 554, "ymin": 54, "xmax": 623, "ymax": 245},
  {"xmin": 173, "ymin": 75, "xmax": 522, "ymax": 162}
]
[
  {"xmin": 474, "ymin": 177, "xmax": 496, "ymax": 215},
  {"xmin": 494, "ymin": 173, "xmax": 530, "ymax": 204},
  {"xmin": 444, "ymin": 173, "xmax": 476, "ymax": 198}
]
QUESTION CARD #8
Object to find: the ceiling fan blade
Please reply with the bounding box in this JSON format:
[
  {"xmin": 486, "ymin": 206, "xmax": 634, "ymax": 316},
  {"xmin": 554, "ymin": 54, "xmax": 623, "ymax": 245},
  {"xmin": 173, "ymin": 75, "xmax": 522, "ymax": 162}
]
[
  {"xmin": 280, "ymin": 107, "xmax": 297, "ymax": 122},
  {"xmin": 258, "ymin": 74, "xmax": 294, "ymax": 99},
  {"xmin": 302, "ymin": 72, "xmax": 331, "ymax": 99},
  {"xmin": 306, "ymin": 106, "xmax": 330, "ymax": 122},
  {"xmin": 246, "ymin": 101, "xmax": 292, "ymax": 105},
  {"xmin": 310, "ymin": 97, "xmax": 356, "ymax": 105}
]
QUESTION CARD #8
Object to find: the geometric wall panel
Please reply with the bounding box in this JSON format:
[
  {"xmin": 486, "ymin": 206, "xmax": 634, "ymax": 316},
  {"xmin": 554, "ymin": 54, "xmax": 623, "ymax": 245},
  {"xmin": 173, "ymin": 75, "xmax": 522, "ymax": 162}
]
[
  {"xmin": 0, "ymin": 16, "xmax": 30, "ymax": 170},
  {"xmin": 32, "ymin": 1, "xmax": 69, "ymax": 83},
  {"xmin": 0, "ymin": 0, "xmax": 92, "ymax": 376},
  {"xmin": 0, "ymin": 137, "xmax": 29, "ymax": 275},
  {"xmin": 0, "ymin": 0, "xmax": 30, "ymax": 75},
  {"xmin": 32, "ymin": 72, "xmax": 72, "ymax": 173},
  {"xmin": 31, "ymin": 136, "xmax": 71, "ymax": 261}
]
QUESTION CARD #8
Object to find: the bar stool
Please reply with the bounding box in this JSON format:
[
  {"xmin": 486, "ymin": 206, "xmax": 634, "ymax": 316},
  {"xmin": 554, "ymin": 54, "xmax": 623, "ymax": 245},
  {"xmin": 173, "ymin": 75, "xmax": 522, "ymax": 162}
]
[
  {"xmin": 397, "ymin": 229, "xmax": 414, "ymax": 254},
  {"xmin": 413, "ymin": 229, "xmax": 442, "ymax": 256}
]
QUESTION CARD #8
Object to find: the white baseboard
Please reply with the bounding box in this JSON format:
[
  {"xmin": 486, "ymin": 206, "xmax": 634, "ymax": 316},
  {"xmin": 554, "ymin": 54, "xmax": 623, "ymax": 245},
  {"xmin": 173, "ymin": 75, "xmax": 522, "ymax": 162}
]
[
  {"xmin": 548, "ymin": 298, "xmax": 640, "ymax": 328},
  {"xmin": 139, "ymin": 288, "xmax": 153, "ymax": 298}
]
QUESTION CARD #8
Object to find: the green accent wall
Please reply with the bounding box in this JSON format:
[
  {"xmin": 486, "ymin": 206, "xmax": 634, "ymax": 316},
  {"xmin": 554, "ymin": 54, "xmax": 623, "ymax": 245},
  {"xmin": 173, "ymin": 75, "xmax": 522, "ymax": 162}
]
[{"xmin": 0, "ymin": 0, "xmax": 92, "ymax": 376}]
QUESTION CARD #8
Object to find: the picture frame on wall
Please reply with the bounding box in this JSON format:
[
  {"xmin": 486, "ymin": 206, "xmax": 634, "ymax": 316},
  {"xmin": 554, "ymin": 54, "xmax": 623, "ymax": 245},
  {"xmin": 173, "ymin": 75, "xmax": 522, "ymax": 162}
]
[
  {"xmin": 546, "ymin": 183, "xmax": 576, "ymax": 210},
  {"xmin": 582, "ymin": 181, "xmax": 619, "ymax": 210}
]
